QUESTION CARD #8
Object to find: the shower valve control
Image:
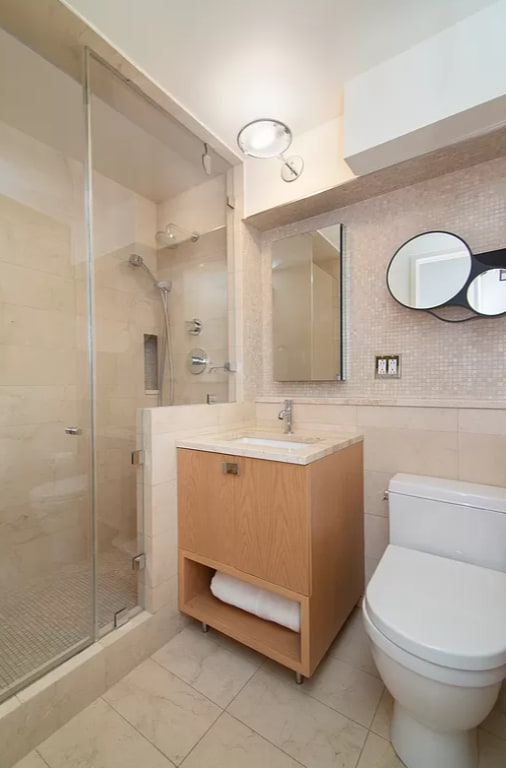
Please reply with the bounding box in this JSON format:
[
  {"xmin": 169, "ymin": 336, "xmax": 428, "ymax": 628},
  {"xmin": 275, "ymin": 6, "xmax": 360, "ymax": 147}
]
[{"xmin": 185, "ymin": 318, "xmax": 202, "ymax": 336}]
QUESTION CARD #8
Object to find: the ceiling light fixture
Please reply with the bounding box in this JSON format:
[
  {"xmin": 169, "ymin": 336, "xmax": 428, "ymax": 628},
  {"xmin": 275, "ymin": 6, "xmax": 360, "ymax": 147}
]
[{"xmin": 236, "ymin": 118, "xmax": 304, "ymax": 182}]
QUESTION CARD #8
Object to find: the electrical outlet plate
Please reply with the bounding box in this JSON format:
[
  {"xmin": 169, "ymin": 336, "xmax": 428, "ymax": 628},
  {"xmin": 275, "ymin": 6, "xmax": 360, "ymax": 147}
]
[{"xmin": 375, "ymin": 354, "xmax": 401, "ymax": 379}]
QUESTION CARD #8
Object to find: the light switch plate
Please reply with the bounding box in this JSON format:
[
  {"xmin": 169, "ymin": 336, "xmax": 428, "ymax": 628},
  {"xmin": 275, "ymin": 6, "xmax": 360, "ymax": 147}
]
[{"xmin": 375, "ymin": 354, "xmax": 401, "ymax": 379}]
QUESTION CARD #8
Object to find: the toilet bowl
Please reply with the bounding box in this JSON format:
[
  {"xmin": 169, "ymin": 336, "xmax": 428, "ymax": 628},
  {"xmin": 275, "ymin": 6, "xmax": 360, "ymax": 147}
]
[{"xmin": 363, "ymin": 475, "xmax": 506, "ymax": 768}]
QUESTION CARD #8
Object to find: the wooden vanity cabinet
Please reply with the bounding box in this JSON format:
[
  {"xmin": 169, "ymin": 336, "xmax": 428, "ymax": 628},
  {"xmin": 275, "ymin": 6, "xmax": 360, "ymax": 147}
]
[
  {"xmin": 179, "ymin": 449, "xmax": 309, "ymax": 593},
  {"xmin": 178, "ymin": 440, "xmax": 364, "ymax": 679}
]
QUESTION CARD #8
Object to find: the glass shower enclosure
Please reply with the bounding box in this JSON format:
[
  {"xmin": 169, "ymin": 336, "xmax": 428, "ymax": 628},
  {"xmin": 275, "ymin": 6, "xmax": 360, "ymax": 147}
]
[{"xmin": 0, "ymin": 26, "xmax": 230, "ymax": 703}]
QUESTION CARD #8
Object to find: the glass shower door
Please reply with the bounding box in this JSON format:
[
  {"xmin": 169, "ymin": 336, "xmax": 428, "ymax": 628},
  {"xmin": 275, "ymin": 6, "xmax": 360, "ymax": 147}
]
[
  {"xmin": 0, "ymin": 30, "xmax": 95, "ymax": 701},
  {"xmin": 87, "ymin": 52, "xmax": 146, "ymax": 633}
]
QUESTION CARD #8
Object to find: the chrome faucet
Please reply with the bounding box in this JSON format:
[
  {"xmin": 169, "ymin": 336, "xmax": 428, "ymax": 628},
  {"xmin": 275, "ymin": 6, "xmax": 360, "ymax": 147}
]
[{"xmin": 278, "ymin": 399, "xmax": 293, "ymax": 434}]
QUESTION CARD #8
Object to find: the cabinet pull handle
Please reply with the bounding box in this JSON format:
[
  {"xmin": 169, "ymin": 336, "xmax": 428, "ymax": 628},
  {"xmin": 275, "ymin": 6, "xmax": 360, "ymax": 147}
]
[{"xmin": 222, "ymin": 461, "xmax": 240, "ymax": 476}]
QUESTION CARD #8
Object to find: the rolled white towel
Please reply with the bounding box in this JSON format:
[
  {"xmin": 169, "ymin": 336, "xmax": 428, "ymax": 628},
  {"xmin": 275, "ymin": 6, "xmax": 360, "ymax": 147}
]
[{"xmin": 210, "ymin": 571, "xmax": 300, "ymax": 633}]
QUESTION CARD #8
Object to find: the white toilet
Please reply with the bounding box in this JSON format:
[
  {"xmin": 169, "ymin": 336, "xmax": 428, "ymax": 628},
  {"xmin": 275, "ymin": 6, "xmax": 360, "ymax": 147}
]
[{"xmin": 363, "ymin": 474, "xmax": 506, "ymax": 768}]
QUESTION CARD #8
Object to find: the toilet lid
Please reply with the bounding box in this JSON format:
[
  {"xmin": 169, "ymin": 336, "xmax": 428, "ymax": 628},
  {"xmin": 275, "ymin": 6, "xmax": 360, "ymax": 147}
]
[{"xmin": 365, "ymin": 545, "xmax": 506, "ymax": 671}]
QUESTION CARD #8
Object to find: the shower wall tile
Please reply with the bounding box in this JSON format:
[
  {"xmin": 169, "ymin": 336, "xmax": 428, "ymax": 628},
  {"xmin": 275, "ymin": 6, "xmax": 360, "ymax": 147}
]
[
  {"xmin": 0, "ymin": 386, "xmax": 66, "ymax": 426},
  {"xmin": 156, "ymin": 226, "xmax": 229, "ymax": 407},
  {"xmin": 0, "ymin": 191, "xmax": 89, "ymax": 594},
  {"xmin": 144, "ymin": 574, "xmax": 178, "ymax": 615},
  {"xmin": 146, "ymin": 481, "xmax": 174, "ymax": 537},
  {"xmin": 0, "ymin": 261, "xmax": 69, "ymax": 312},
  {"xmin": 0, "ymin": 305, "xmax": 75, "ymax": 350},
  {"xmin": 157, "ymin": 175, "xmax": 226, "ymax": 238},
  {"xmin": 1, "ymin": 346, "xmax": 76, "ymax": 387}
]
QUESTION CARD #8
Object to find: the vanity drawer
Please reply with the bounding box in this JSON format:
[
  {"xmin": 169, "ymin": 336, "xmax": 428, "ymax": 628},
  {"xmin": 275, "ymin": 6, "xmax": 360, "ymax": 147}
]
[{"xmin": 178, "ymin": 450, "xmax": 310, "ymax": 594}]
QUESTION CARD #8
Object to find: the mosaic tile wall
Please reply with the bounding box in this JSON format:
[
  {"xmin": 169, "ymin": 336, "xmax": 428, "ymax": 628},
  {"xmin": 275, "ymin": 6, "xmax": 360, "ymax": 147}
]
[{"xmin": 257, "ymin": 156, "xmax": 506, "ymax": 403}]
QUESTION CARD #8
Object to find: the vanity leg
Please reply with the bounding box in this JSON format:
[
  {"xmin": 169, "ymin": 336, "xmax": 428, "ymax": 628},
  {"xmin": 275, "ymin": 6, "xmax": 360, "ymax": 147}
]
[
  {"xmin": 295, "ymin": 672, "xmax": 304, "ymax": 685},
  {"xmin": 201, "ymin": 622, "xmax": 209, "ymax": 633}
]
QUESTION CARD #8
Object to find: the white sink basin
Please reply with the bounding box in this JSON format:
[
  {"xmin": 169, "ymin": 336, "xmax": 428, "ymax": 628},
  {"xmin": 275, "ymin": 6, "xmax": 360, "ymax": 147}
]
[{"xmin": 230, "ymin": 436, "xmax": 314, "ymax": 449}]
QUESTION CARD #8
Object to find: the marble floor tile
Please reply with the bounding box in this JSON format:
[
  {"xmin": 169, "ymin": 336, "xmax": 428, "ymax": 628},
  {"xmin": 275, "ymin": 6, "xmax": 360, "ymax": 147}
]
[
  {"xmin": 303, "ymin": 654, "xmax": 384, "ymax": 727},
  {"xmin": 228, "ymin": 662, "xmax": 367, "ymax": 768},
  {"xmin": 479, "ymin": 729, "xmax": 506, "ymax": 768},
  {"xmin": 370, "ymin": 689, "xmax": 394, "ymax": 739},
  {"xmin": 103, "ymin": 658, "xmax": 221, "ymax": 765},
  {"xmin": 12, "ymin": 753, "xmax": 49, "ymax": 768},
  {"xmin": 329, "ymin": 608, "xmax": 379, "ymax": 678},
  {"xmin": 180, "ymin": 711, "xmax": 301, "ymax": 768},
  {"xmin": 152, "ymin": 624, "xmax": 261, "ymax": 707},
  {"xmin": 356, "ymin": 733, "xmax": 406, "ymax": 768},
  {"xmin": 37, "ymin": 698, "xmax": 173, "ymax": 768}
]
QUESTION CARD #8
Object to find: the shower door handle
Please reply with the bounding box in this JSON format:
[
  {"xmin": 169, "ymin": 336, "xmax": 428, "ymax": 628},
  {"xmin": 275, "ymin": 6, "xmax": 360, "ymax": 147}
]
[{"xmin": 65, "ymin": 427, "xmax": 82, "ymax": 435}]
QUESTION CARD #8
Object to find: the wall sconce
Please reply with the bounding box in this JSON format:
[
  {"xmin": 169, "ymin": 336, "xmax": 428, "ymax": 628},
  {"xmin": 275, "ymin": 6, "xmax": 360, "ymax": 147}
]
[{"xmin": 236, "ymin": 119, "xmax": 304, "ymax": 182}]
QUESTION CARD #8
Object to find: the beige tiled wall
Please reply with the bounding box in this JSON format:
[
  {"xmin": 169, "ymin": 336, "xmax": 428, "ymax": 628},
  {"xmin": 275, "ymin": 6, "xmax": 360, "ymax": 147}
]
[
  {"xmin": 91, "ymin": 239, "xmax": 160, "ymax": 558},
  {"xmin": 157, "ymin": 227, "xmax": 229, "ymax": 405},
  {"xmin": 156, "ymin": 175, "xmax": 230, "ymax": 406},
  {"xmin": 246, "ymin": 156, "xmax": 506, "ymax": 575},
  {"xmin": 0, "ymin": 191, "xmax": 88, "ymax": 592}
]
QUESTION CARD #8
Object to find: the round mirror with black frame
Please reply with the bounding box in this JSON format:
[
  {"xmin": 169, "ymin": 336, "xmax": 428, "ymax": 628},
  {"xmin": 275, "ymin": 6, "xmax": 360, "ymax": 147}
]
[
  {"xmin": 467, "ymin": 269, "xmax": 506, "ymax": 316},
  {"xmin": 387, "ymin": 231, "xmax": 472, "ymax": 310},
  {"xmin": 387, "ymin": 231, "xmax": 506, "ymax": 322}
]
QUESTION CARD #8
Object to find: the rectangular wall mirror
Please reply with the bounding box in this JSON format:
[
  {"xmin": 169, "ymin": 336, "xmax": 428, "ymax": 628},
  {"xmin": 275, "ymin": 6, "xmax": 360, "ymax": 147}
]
[{"xmin": 271, "ymin": 224, "xmax": 344, "ymax": 381}]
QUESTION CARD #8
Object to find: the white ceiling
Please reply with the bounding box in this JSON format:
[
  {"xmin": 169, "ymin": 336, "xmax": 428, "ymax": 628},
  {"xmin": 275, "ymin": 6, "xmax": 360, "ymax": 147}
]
[{"xmin": 63, "ymin": 0, "xmax": 498, "ymax": 153}]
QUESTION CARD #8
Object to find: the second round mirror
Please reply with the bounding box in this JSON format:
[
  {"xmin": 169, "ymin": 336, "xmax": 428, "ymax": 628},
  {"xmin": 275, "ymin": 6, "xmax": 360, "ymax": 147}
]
[{"xmin": 467, "ymin": 269, "xmax": 506, "ymax": 316}]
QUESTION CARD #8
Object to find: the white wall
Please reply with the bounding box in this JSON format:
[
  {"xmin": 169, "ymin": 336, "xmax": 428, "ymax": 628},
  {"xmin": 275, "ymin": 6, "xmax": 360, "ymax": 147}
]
[{"xmin": 344, "ymin": 0, "xmax": 506, "ymax": 174}]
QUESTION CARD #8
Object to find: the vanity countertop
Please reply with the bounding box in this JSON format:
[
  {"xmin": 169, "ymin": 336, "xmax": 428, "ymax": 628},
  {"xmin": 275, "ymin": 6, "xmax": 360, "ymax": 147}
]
[{"xmin": 176, "ymin": 429, "xmax": 363, "ymax": 465}]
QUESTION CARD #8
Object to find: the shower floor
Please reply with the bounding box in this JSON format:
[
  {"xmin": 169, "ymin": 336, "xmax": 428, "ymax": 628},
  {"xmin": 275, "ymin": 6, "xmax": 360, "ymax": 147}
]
[{"xmin": 0, "ymin": 548, "xmax": 138, "ymax": 702}]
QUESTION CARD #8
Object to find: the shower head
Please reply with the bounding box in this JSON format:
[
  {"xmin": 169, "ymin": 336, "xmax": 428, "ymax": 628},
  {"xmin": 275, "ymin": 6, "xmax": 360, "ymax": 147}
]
[{"xmin": 156, "ymin": 223, "xmax": 200, "ymax": 249}]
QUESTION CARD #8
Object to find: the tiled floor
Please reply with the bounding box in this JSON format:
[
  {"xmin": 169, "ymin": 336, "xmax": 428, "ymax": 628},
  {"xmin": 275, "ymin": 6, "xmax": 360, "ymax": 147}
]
[
  {"xmin": 0, "ymin": 548, "xmax": 138, "ymax": 702},
  {"xmin": 13, "ymin": 608, "xmax": 506, "ymax": 768}
]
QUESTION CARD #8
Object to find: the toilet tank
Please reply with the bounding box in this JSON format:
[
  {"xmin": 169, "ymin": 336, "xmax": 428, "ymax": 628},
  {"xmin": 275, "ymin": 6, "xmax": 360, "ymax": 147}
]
[{"xmin": 388, "ymin": 473, "xmax": 506, "ymax": 572}]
